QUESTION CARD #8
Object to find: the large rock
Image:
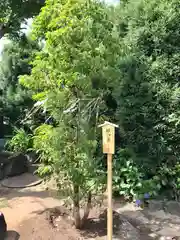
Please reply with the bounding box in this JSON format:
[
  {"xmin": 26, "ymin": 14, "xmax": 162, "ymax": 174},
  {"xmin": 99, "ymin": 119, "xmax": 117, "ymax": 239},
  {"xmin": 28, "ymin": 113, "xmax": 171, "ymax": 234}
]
[
  {"xmin": 0, "ymin": 151, "xmax": 13, "ymax": 162},
  {"xmin": 148, "ymin": 200, "xmax": 164, "ymax": 212},
  {"xmin": 3, "ymin": 153, "xmax": 28, "ymax": 177},
  {"xmin": 0, "ymin": 151, "xmax": 13, "ymax": 180},
  {"xmin": 164, "ymin": 201, "xmax": 180, "ymax": 216},
  {"xmin": 0, "ymin": 139, "xmax": 6, "ymax": 151}
]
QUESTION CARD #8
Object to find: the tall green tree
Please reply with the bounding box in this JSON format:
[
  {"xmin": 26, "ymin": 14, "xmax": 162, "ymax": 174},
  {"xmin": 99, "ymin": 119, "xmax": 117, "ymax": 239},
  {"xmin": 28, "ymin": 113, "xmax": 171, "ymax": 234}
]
[
  {"xmin": 20, "ymin": 0, "xmax": 122, "ymax": 228},
  {"xmin": 0, "ymin": 0, "xmax": 45, "ymax": 39},
  {"xmin": 0, "ymin": 34, "xmax": 40, "ymax": 136}
]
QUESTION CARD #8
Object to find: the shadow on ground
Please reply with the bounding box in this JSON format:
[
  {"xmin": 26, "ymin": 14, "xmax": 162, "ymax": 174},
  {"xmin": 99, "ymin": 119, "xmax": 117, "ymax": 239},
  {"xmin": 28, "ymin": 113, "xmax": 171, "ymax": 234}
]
[
  {"xmin": 81, "ymin": 210, "xmax": 119, "ymax": 238},
  {"xmin": 30, "ymin": 207, "xmax": 144, "ymax": 239},
  {"xmin": 0, "ymin": 186, "xmax": 60, "ymax": 201},
  {"xmin": 6, "ymin": 230, "xmax": 20, "ymax": 240},
  {"xmin": 81, "ymin": 210, "xmax": 152, "ymax": 239}
]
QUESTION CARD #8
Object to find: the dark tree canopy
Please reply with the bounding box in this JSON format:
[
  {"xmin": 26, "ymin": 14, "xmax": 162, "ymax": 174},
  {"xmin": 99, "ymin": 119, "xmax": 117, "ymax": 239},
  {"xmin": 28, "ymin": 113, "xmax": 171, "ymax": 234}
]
[
  {"xmin": 0, "ymin": 34, "xmax": 40, "ymax": 135},
  {"xmin": 0, "ymin": 0, "xmax": 45, "ymax": 39}
]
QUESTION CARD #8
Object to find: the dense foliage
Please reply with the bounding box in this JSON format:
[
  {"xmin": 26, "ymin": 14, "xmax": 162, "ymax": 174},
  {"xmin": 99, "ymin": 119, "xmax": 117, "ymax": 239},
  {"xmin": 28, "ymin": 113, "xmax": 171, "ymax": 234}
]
[
  {"xmin": 5, "ymin": 0, "xmax": 180, "ymax": 226},
  {"xmin": 0, "ymin": 35, "xmax": 39, "ymax": 136},
  {"xmin": 113, "ymin": 0, "xmax": 180, "ymax": 199},
  {"xmin": 20, "ymin": 0, "xmax": 122, "ymax": 228},
  {"xmin": 6, "ymin": 127, "xmax": 32, "ymax": 153}
]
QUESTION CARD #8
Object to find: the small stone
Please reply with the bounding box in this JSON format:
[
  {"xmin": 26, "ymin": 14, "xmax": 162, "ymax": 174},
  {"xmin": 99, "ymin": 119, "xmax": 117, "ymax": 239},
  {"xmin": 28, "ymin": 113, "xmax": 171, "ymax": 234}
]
[
  {"xmin": 174, "ymin": 225, "xmax": 180, "ymax": 230},
  {"xmin": 150, "ymin": 224, "xmax": 161, "ymax": 232},
  {"xmin": 158, "ymin": 237, "xmax": 166, "ymax": 240},
  {"xmin": 56, "ymin": 216, "xmax": 62, "ymax": 221},
  {"xmin": 148, "ymin": 232, "xmax": 158, "ymax": 238}
]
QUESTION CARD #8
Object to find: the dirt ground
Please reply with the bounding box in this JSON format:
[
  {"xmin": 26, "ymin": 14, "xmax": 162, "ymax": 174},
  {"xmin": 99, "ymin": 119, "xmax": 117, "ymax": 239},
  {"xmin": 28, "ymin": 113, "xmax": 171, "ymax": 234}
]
[
  {"xmin": 0, "ymin": 177, "xmax": 109, "ymax": 240},
  {"xmin": 1, "ymin": 175, "xmax": 180, "ymax": 240}
]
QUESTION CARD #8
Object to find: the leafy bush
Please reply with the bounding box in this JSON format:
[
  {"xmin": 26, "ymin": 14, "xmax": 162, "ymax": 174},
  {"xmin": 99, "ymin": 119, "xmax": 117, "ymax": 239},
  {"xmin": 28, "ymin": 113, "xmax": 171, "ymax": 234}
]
[
  {"xmin": 110, "ymin": 0, "xmax": 180, "ymax": 200},
  {"xmin": 134, "ymin": 164, "xmax": 180, "ymax": 203},
  {"xmin": 32, "ymin": 124, "xmax": 55, "ymax": 177},
  {"xmin": 33, "ymin": 121, "xmax": 106, "ymax": 228},
  {"xmin": 6, "ymin": 128, "xmax": 32, "ymax": 153},
  {"xmin": 151, "ymin": 164, "xmax": 180, "ymax": 201},
  {"xmin": 113, "ymin": 148, "xmax": 166, "ymax": 200},
  {"xmin": 113, "ymin": 148, "xmax": 143, "ymax": 199}
]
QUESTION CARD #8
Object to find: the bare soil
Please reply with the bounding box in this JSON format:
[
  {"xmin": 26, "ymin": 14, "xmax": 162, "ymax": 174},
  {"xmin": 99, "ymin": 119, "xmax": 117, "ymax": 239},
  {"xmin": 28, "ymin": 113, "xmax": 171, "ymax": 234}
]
[
  {"xmin": 1, "ymin": 175, "xmax": 180, "ymax": 240},
  {"xmin": 0, "ymin": 177, "xmax": 108, "ymax": 240},
  {"xmin": 17, "ymin": 212, "xmax": 80, "ymax": 240},
  {"xmin": 16, "ymin": 206, "xmax": 109, "ymax": 240}
]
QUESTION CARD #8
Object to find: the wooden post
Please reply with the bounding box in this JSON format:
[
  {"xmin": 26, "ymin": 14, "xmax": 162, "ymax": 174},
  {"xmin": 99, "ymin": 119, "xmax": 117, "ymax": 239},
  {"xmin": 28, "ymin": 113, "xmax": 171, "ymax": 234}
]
[
  {"xmin": 107, "ymin": 153, "xmax": 113, "ymax": 239},
  {"xmin": 98, "ymin": 121, "xmax": 118, "ymax": 240}
]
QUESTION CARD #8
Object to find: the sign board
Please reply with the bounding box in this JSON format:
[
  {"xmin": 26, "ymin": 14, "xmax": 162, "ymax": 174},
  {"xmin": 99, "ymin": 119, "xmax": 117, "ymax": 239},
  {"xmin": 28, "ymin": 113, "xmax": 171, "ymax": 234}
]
[
  {"xmin": 102, "ymin": 125, "xmax": 115, "ymax": 154},
  {"xmin": 98, "ymin": 121, "xmax": 118, "ymax": 154}
]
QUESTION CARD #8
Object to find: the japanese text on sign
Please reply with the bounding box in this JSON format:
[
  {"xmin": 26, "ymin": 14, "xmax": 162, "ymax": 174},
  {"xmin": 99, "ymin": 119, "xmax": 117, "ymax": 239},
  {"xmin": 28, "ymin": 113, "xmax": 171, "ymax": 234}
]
[{"xmin": 102, "ymin": 126, "xmax": 115, "ymax": 154}]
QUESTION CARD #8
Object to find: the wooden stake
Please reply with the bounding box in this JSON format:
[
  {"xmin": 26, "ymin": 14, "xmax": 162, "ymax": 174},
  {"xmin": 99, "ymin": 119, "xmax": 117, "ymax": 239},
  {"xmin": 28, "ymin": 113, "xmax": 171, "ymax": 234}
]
[
  {"xmin": 107, "ymin": 153, "xmax": 113, "ymax": 240},
  {"xmin": 98, "ymin": 121, "xmax": 118, "ymax": 240}
]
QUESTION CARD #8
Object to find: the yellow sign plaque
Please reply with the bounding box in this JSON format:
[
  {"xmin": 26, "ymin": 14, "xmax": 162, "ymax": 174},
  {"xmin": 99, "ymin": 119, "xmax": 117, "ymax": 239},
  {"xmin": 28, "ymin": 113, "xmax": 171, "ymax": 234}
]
[{"xmin": 98, "ymin": 121, "xmax": 118, "ymax": 154}]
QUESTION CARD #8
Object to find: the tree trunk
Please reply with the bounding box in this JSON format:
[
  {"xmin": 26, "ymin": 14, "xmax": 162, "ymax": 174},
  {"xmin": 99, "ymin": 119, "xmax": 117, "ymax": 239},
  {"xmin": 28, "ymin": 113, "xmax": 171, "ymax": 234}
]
[
  {"xmin": 81, "ymin": 191, "xmax": 92, "ymax": 227},
  {"xmin": 73, "ymin": 184, "xmax": 81, "ymax": 229},
  {"xmin": 0, "ymin": 115, "xmax": 4, "ymax": 138}
]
